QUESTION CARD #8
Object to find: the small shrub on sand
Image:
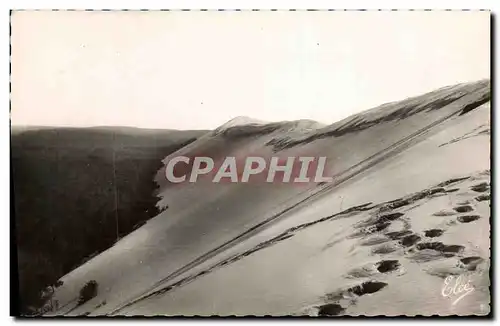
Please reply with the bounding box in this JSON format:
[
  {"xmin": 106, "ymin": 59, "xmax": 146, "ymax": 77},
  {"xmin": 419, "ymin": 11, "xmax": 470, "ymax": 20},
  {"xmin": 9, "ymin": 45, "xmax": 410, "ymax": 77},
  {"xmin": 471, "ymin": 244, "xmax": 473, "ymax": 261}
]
[{"xmin": 77, "ymin": 280, "xmax": 98, "ymax": 306}]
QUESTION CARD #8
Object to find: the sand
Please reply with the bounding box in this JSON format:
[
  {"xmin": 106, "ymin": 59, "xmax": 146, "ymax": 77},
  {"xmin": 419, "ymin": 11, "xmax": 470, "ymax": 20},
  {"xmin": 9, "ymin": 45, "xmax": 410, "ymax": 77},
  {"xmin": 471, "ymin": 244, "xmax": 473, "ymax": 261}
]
[{"xmin": 46, "ymin": 80, "xmax": 490, "ymax": 317}]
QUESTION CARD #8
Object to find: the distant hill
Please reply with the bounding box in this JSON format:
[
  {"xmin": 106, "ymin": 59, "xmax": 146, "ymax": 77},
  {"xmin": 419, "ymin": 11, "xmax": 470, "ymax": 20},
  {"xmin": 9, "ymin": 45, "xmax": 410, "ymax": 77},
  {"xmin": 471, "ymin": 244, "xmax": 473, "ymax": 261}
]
[{"xmin": 11, "ymin": 127, "xmax": 206, "ymax": 313}]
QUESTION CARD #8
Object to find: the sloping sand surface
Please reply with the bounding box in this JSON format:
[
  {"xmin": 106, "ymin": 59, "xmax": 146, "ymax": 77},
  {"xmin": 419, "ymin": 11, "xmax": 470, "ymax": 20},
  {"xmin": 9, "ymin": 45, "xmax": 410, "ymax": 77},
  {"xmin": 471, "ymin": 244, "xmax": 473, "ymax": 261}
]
[{"xmin": 47, "ymin": 81, "xmax": 490, "ymax": 316}]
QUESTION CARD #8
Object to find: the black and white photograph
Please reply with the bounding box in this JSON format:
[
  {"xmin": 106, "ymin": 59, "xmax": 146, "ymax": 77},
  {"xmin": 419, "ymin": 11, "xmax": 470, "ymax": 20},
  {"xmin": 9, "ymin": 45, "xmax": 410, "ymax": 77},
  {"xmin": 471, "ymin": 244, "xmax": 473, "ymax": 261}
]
[{"xmin": 9, "ymin": 9, "xmax": 492, "ymax": 317}]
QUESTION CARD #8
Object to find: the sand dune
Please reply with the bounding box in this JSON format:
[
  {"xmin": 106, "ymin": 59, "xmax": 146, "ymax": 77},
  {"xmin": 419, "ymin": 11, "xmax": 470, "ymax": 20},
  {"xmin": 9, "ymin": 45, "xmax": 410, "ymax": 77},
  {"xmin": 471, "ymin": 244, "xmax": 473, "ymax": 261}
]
[{"xmin": 46, "ymin": 80, "xmax": 490, "ymax": 316}]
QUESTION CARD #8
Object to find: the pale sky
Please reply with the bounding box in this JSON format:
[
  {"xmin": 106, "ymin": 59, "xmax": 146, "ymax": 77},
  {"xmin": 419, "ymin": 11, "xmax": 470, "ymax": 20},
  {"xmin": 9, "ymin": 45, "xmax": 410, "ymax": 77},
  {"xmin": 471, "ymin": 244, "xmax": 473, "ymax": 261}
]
[{"xmin": 11, "ymin": 10, "xmax": 490, "ymax": 130}]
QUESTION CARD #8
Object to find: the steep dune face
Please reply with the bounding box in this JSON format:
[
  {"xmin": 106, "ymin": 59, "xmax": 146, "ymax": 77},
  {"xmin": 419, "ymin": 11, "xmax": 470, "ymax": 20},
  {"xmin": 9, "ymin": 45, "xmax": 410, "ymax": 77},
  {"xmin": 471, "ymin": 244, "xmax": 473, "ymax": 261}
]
[
  {"xmin": 119, "ymin": 100, "xmax": 489, "ymax": 316},
  {"xmin": 48, "ymin": 80, "xmax": 490, "ymax": 316}
]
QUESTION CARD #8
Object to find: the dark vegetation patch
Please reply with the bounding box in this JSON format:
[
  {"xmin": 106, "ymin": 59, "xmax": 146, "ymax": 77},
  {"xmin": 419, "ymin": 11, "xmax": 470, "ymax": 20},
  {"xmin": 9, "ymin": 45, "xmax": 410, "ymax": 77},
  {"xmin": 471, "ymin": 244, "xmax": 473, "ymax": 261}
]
[
  {"xmin": 347, "ymin": 281, "xmax": 388, "ymax": 296},
  {"xmin": 453, "ymin": 205, "xmax": 474, "ymax": 213},
  {"xmin": 446, "ymin": 188, "xmax": 460, "ymax": 193},
  {"xmin": 436, "ymin": 177, "xmax": 470, "ymax": 188},
  {"xmin": 376, "ymin": 260, "xmax": 400, "ymax": 273},
  {"xmin": 416, "ymin": 242, "xmax": 464, "ymax": 254},
  {"xmin": 475, "ymin": 194, "xmax": 491, "ymax": 202},
  {"xmin": 317, "ymin": 303, "xmax": 345, "ymax": 316},
  {"xmin": 457, "ymin": 215, "xmax": 481, "ymax": 223},
  {"xmin": 77, "ymin": 280, "xmax": 98, "ymax": 306},
  {"xmin": 429, "ymin": 187, "xmax": 447, "ymax": 195},
  {"xmin": 460, "ymin": 256, "xmax": 484, "ymax": 271},
  {"xmin": 471, "ymin": 182, "xmax": 489, "ymax": 193},
  {"xmin": 458, "ymin": 93, "xmax": 491, "ymax": 116},
  {"xmin": 12, "ymin": 127, "xmax": 203, "ymax": 314},
  {"xmin": 400, "ymin": 234, "xmax": 421, "ymax": 247},
  {"xmin": 424, "ymin": 229, "xmax": 444, "ymax": 238}
]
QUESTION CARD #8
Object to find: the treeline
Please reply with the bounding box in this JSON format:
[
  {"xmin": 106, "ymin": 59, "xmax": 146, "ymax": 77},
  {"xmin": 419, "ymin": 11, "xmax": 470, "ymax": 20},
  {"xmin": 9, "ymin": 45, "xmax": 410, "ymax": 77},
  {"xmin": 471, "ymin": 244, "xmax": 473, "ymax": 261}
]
[{"xmin": 11, "ymin": 127, "xmax": 203, "ymax": 314}]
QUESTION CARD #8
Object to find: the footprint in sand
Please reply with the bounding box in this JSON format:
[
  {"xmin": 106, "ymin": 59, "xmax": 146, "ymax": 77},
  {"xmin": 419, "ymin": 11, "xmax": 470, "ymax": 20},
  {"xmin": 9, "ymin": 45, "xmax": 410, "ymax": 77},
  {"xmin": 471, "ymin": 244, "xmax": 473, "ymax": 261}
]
[
  {"xmin": 314, "ymin": 281, "xmax": 389, "ymax": 316},
  {"xmin": 349, "ymin": 212, "xmax": 405, "ymax": 241},
  {"xmin": 424, "ymin": 229, "xmax": 444, "ymax": 238},
  {"xmin": 317, "ymin": 303, "xmax": 345, "ymax": 316},
  {"xmin": 416, "ymin": 242, "xmax": 465, "ymax": 254},
  {"xmin": 408, "ymin": 240, "xmax": 465, "ymax": 263},
  {"xmin": 346, "ymin": 259, "xmax": 402, "ymax": 278},
  {"xmin": 457, "ymin": 215, "xmax": 482, "ymax": 223},
  {"xmin": 376, "ymin": 260, "xmax": 401, "ymax": 273},
  {"xmin": 453, "ymin": 205, "xmax": 474, "ymax": 213},
  {"xmin": 304, "ymin": 173, "xmax": 488, "ymax": 316}
]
